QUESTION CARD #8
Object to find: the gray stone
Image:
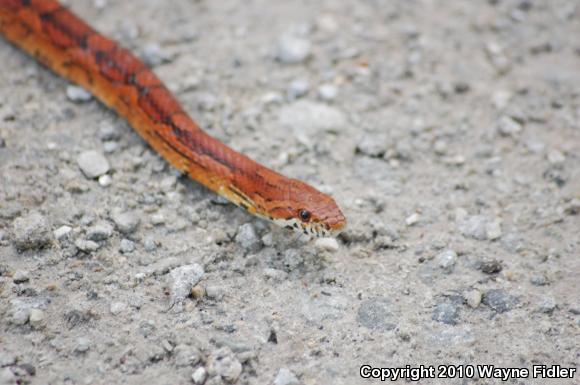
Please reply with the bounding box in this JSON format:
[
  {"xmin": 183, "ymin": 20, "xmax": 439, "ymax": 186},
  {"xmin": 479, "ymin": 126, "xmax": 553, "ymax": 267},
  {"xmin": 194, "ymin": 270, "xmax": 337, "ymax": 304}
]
[
  {"xmin": 141, "ymin": 43, "xmax": 172, "ymax": 67},
  {"xmin": 480, "ymin": 259, "xmax": 502, "ymax": 274},
  {"xmin": 356, "ymin": 133, "xmax": 388, "ymax": 157},
  {"xmin": 432, "ymin": 302, "xmax": 460, "ymax": 325},
  {"xmin": 283, "ymin": 249, "xmax": 303, "ymax": 271},
  {"xmin": 235, "ymin": 223, "xmax": 261, "ymax": 251},
  {"xmin": 53, "ymin": 225, "xmax": 72, "ymax": 241},
  {"xmin": 119, "ymin": 239, "xmax": 136, "ymax": 254},
  {"xmin": 538, "ymin": 297, "xmax": 557, "ymax": 314},
  {"xmin": 12, "ymin": 211, "xmax": 51, "ymax": 251},
  {"xmin": 205, "ymin": 285, "xmax": 225, "ymax": 301},
  {"xmin": 0, "ymin": 368, "xmax": 17, "ymax": 385},
  {"xmin": 436, "ymin": 250, "xmax": 457, "ymax": 273},
  {"xmin": 174, "ymin": 344, "xmax": 202, "ymax": 367},
  {"xmin": 110, "ymin": 301, "xmax": 127, "ymax": 316},
  {"xmin": 86, "ymin": 222, "xmax": 114, "ymax": 241},
  {"xmin": 66, "ymin": 85, "xmax": 92, "ymax": 102},
  {"xmin": 77, "ymin": 150, "xmax": 110, "ymax": 179},
  {"xmin": 75, "ymin": 239, "xmax": 100, "ymax": 252},
  {"xmin": 530, "ymin": 274, "xmax": 549, "ymax": 286},
  {"xmin": 357, "ymin": 298, "xmax": 396, "ymax": 331},
  {"xmin": 207, "ymin": 347, "xmax": 242, "ymax": 383},
  {"xmin": 98, "ymin": 121, "xmax": 120, "ymax": 141},
  {"xmin": 169, "ymin": 264, "xmax": 205, "ymax": 304},
  {"xmin": 143, "ymin": 237, "xmax": 157, "ymax": 252},
  {"xmin": 28, "ymin": 309, "xmax": 44, "ymax": 328},
  {"xmin": 317, "ymin": 84, "xmax": 338, "ymax": 101},
  {"xmin": 274, "ymin": 368, "xmax": 301, "ymax": 385},
  {"xmin": 287, "ymin": 78, "xmax": 310, "ymax": 99},
  {"xmin": 458, "ymin": 215, "xmax": 501, "ymax": 241},
  {"xmin": 497, "ymin": 115, "xmax": 522, "ymax": 136},
  {"xmin": 192, "ymin": 367, "xmax": 207, "ymax": 384},
  {"xmin": 482, "ymin": 290, "xmax": 518, "ymax": 313},
  {"xmin": 276, "ymin": 35, "xmax": 311, "ymax": 64},
  {"xmin": 8, "ymin": 301, "xmax": 30, "ymax": 325},
  {"xmin": 546, "ymin": 149, "xmax": 565, "ymax": 165},
  {"xmin": 12, "ymin": 270, "xmax": 29, "ymax": 283},
  {"xmin": 279, "ymin": 101, "xmax": 347, "ymax": 138},
  {"xmin": 75, "ymin": 337, "xmax": 91, "ymax": 353},
  {"xmin": 111, "ymin": 211, "xmax": 140, "ymax": 234}
]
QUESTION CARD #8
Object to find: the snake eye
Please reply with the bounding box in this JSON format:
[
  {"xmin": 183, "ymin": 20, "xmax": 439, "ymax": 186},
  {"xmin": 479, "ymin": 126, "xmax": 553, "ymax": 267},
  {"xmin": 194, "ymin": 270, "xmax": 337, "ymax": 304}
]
[{"xmin": 299, "ymin": 209, "xmax": 311, "ymax": 222}]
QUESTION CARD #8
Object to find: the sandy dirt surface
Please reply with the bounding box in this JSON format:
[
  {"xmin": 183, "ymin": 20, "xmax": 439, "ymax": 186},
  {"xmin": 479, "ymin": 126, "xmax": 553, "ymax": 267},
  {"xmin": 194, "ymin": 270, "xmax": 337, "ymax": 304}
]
[{"xmin": 1, "ymin": 0, "xmax": 579, "ymax": 384}]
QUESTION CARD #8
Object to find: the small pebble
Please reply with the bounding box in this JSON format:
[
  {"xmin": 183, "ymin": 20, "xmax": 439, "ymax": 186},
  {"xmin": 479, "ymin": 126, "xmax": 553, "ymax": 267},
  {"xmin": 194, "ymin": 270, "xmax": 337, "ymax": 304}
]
[
  {"xmin": 274, "ymin": 368, "xmax": 301, "ymax": 385},
  {"xmin": 12, "ymin": 211, "xmax": 51, "ymax": 251},
  {"xmin": 169, "ymin": 264, "xmax": 205, "ymax": 304},
  {"xmin": 436, "ymin": 250, "xmax": 457, "ymax": 273},
  {"xmin": 0, "ymin": 368, "xmax": 17, "ymax": 385},
  {"xmin": 109, "ymin": 302, "xmax": 127, "ymax": 316},
  {"xmin": 207, "ymin": 347, "xmax": 243, "ymax": 383},
  {"xmin": 497, "ymin": 116, "xmax": 522, "ymax": 136},
  {"xmin": 98, "ymin": 174, "xmax": 112, "ymax": 187},
  {"xmin": 464, "ymin": 289, "xmax": 482, "ymax": 308},
  {"xmin": 192, "ymin": 367, "xmax": 208, "ymax": 384},
  {"xmin": 314, "ymin": 237, "xmax": 339, "ymax": 252},
  {"xmin": 432, "ymin": 302, "xmax": 460, "ymax": 325},
  {"xmin": 119, "ymin": 239, "xmax": 136, "ymax": 254},
  {"xmin": 143, "ymin": 237, "xmax": 157, "ymax": 252},
  {"xmin": 235, "ymin": 223, "xmax": 261, "ymax": 251},
  {"xmin": 28, "ymin": 309, "xmax": 45, "ymax": 328},
  {"xmin": 75, "ymin": 337, "xmax": 91, "ymax": 353},
  {"xmin": 111, "ymin": 211, "xmax": 140, "ymax": 234},
  {"xmin": 205, "ymin": 285, "xmax": 225, "ymax": 300},
  {"xmin": 357, "ymin": 298, "xmax": 396, "ymax": 331},
  {"xmin": 546, "ymin": 149, "xmax": 565, "ymax": 165},
  {"xmin": 480, "ymin": 259, "xmax": 502, "ymax": 274},
  {"xmin": 538, "ymin": 297, "xmax": 557, "ymax": 314},
  {"xmin": 174, "ymin": 344, "xmax": 202, "ymax": 367},
  {"xmin": 12, "ymin": 270, "xmax": 29, "ymax": 283},
  {"xmin": 356, "ymin": 133, "xmax": 388, "ymax": 158},
  {"xmin": 287, "ymin": 78, "xmax": 310, "ymax": 99},
  {"xmin": 317, "ymin": 84, "xmax": 338, "ymax": 101},
  {"xmin": 98, "ymin": 121, "xmax": 120, "ymax": 141},
  {"xmin": 276, "ymin": 35, "xmax": 311, "ymax": 64},
  {"xmin": 86, "ymin": 222, "xmax": 114, "ymax": 241},
  {"xmin": 53, "ymin": 225, "xmax": 72, "ymax": 241},
  {"xmin": 141, "ymin": 43, "xmax": 171, "ymax": 67},
  {"xmin": 278, "ymin": 101, "xmax": 347, "ymax": 137},
  {"xmin": 150, "ymin": 213, "xmax": 165, "ymax": 226},
  {"xmin": 66, "ymin": 85, "xmax": 92, "ymax": 102},
  {"xmin": 9, "ymin": 305, "xmax": 30, "ymax": 325},
  {"xmin": 405, "ymin": 213, "xmax": 420, "ymax": 226},
  {"xmin": 77, "ymin": 150, "xmax": 110, "ymax": 179},
  {"xmin": 75, "ymin": 239, "xmax": 100, "ymax": 252},
  {"xmin": 482, "ymin": 289, "xmax": 518, "ymax": 313},
  {"xmin": 530, "ymin": 274, "xmax": 548, "ymax": 286}
]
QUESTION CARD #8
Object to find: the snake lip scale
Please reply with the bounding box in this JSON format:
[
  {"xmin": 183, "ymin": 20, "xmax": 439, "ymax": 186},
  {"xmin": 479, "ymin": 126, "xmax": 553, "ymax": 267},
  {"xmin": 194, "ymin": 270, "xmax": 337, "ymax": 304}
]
[{"xmin": 0, "ymin": 0, "xmax": 347, "ymax": 238}]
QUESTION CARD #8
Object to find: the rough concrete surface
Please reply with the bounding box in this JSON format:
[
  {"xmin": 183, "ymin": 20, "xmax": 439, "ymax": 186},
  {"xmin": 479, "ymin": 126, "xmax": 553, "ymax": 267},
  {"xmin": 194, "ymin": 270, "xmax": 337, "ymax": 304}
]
[{"xmin": 0, "ymin": 0, "xmax": 579, "ymax": 384}]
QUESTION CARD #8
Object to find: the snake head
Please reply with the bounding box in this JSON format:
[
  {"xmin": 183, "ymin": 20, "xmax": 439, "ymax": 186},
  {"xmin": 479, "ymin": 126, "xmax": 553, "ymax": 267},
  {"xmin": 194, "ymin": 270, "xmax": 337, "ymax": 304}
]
[{"xmin": 284, "ymin": 178, "xmax": 346, "ymax": 238}]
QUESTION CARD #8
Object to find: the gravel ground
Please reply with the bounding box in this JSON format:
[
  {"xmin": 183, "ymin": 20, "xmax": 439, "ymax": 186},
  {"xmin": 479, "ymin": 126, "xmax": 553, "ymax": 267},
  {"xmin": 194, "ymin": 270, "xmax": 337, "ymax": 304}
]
[{"xmin": 1, "ymin": 0, "xmax": 579, "ymax": 384}]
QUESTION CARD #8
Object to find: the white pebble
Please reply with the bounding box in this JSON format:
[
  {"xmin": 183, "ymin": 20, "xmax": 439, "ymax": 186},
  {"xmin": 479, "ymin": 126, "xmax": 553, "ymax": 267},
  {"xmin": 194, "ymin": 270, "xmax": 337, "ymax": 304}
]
[
  {"xmin": 66, "ymin": 85, "xmax": 92, "ymax": 102},
  {"xmin": 54, "ymin": 225, "xmax": 72, "ymax": 241},
  {"xmin": 405, "ymin": 213, "xmax": 420, "ymax": 226},
  {"xmin": 317, "ymin": 84, "xmax": 338, "ymax": 101},
  {"xmin": 77, "ymin": 150, "xmax": 110, "ymax": 179},
  {"xmin": 276, "ymin": 35, "xmax": 311, "ymax": 64},
  {"xmin": 315, "ymin": 237, "xmax": 339, "ymax": 252},
  {"xmin": 192, "ymin": 367, "xmax": 207, "ymax": 384}
]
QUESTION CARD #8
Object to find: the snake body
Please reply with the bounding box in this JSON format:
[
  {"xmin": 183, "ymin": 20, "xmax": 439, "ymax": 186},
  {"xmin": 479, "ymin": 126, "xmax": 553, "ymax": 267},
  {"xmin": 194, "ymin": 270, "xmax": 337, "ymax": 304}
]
[{"xmin": 0, "ymin": 0, "xmax": 346, "ymax": 237}]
